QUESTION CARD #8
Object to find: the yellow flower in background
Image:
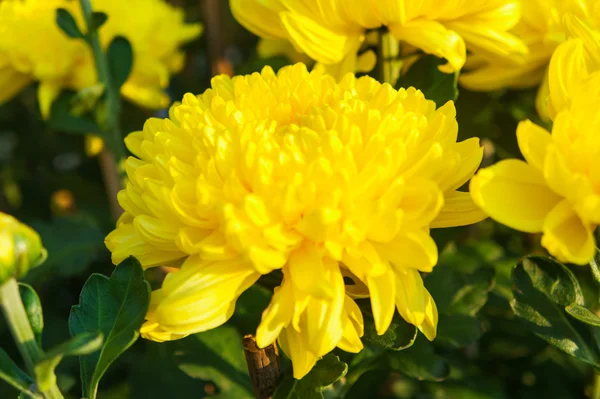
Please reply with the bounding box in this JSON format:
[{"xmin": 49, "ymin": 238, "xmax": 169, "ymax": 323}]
[
  {"xmin": 470, "ymin": 71, "xmax": 600, "ymax": 265},
  {"xmin": 0, "ymin": 212, "xmax": 47, "ymax": 284},
  {"xmin": 0, "ymin": 0, "xmax": 201, "ymax": 118},
  {"xmin": 230, "ymin": 0, "xmax": 526, "ymax": 77},
  {"xmin": 106, "ymin": 63, "xmax": 486, "ymax": 378},
  {"xmin": 460, "ymin": 0, "xmax": 600, "ymax": 119}
]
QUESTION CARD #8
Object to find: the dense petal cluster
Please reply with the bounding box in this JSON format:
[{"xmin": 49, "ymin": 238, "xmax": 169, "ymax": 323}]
[
  {"xmin": 0, "ymin": 0, "xmax": 201, "ymax": 117},
  {"xmin": 106, "ymin": 63, "xmax": 485, "ymax": 378},
  {"xmin": 470, "ymin": 71, "xmax": 600, "ymax": 265},
  {"xmin": 0, "ymin": 212, "xmax": 47, "ymax": 285},
  {"xmin": 230, "ymin": 0, "xmax": 526, "ymax": 77},
  {"xmin": 460, "ymin": 0, "xmax": 600, "ymax": 118}
]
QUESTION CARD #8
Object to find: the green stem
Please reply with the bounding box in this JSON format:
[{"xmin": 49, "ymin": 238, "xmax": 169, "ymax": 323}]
[
  {"xmin": 79, "ymin": 0, "xmax": 125, "ymax": 219},
  {"xmin": 377, "ymin": 28, "xmax": 401, "ymax": 85},
  {"xmin": 0, "ymin": 279, "xmax": 64, "ymax": 399}
]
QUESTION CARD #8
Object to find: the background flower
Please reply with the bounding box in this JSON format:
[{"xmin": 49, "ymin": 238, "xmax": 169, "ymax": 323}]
[
  {"xmin": 0, "ymin": 0, "xmax": 201, "ymax": 118},
  {"xmin": 106, "ymin": 63, "xmax": 485, "ymax": 378},
  {"xmin": 230, "ymin": 0, "xmax": 526, "ymax": 77}
]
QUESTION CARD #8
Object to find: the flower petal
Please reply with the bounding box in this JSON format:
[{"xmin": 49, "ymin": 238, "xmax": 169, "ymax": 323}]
[
  {"xmin": 417, "ymin": 289, "xmax": 438, "ymax": 341},
  {"xmin": 432, "ymin": 191, "xmax": 487, "ymax": 228},
  {"xmin": 366, "ymin": 266, "xmax": 396, "ymax": 335},
  {"xmin": 373, "ymin": 230, "xmax": 438, "ymax": 273},
  {"xmin": 547, "ymin": 39, "xmax": 588, "ymax": 119},
  {"xmin": 541, "ymin": 200, "xmax": 596, "ymax": 265},
  {"xmin": 336, "ymin": 295, "xmax": 364, "ymax": 353},
  {"xmin": 395, "ymin": 268, "xmax": 427, "ymax": 326},
  {"xmin": 516, "ymin": 120, "xmax": 551, "ymax": 171},
  {"xmin": 470, "ymin": 159, "xmax": 561, "ymax": 233},
  {"xmin": 256, "ymin": 279, "xmax": 294, "ymax": 348}
]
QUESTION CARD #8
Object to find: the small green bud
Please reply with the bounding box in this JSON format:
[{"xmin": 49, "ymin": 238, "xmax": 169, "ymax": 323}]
[{"xmin": 0, "ymin": 213, "xmax": 47, "ymax": 284}]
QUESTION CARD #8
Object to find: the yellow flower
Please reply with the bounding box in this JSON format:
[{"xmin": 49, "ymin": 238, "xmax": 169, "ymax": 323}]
[
  {"xmin": 0, "ymin": 0, "xmax": 201, "ymax": 118},
  {"xmin": 470, "ymin": 71, "xmax": 600, "ymax": 265},
  {"xmin": 460, "ymin": 0, "xmax": 600, "ymax": 118},
  {"xmin": 0, "ymin": 212, "xmax": 47, "ymax": 284},
  {"xmin": 230, "ymin": 0, "xmax": 526, "ymax": 78},
  {"xmin": 106, "ymin": 63, "xmax": 486, "ymax": 379}
]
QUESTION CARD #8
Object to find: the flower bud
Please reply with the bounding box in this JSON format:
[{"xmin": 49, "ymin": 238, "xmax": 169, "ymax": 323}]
[{"xmin": 0, "ymin": 213, "xmax": 47, "ymax": 285}]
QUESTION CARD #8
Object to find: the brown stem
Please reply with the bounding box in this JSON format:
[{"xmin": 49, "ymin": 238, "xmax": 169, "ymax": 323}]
[
  {"xmin": 243, "ymin": 335, "xmax": 281, "ymax": 399},
  {"xmin": 98, "ymin": 148, "xmax": 123, "ymax": 220},
  {"xmin": 201, "ymin": 0, "xmax": 233, "ymax": 76}
]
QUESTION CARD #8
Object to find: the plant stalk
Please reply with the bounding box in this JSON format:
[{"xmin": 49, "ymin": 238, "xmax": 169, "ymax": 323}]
[
  {"xmin": 79, "ymin": 0, "xmax": 125, "ymax": 219},
  {"xmin": 377, "ymin": 29, "xmax": 401, "ymax": 85},
  {"xmin": 592, "ymin": 373, "xmax": 600, "ymax": 399},
  {"xmin": 0, "ymin": 279, "xmax": 64, "ymax": 399}
]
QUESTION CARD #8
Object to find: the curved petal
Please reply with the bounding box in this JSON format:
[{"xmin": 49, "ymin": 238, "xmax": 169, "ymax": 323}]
[
  {"xmin": 432, "ymin": 191, "xmax": 487, "ymax": 228},
  {"xmin": 541, "ymin": 200, "xmax": 596, "ymax": 265},
  {"xmin": 470, "ymin": 159, "xmax": 562, "ymax": 233},
  {"xmin": 444, "ymin": 137, "xmax": 484, "ymax": 191},
  {"xmin": 37, "ymin": 81, "xmax": 62, "ymax": 120},
  {"xmin": 0, "ymin": 66, "xmax": 31, "ymax": 104},
  {"xmin": 278, "ymin": 326, "xmax": 318, "ymax": 380},
  {"xmin": 395, "ymin": 268, "xmax": 427, "ymax": 326},
  {"xmin": 390, "ymin": 20, "xmax": 466, "ymax": 72},
  {"xmin": 256, "ymin": 279, "xmax": 294, "ymax": 348},
  {"xmin": 366, "ymin": 266, "xmax": 396, "ymax": 335},
  {"xmin": 288, "ymin": 242, "xmax": 336, "ymax": 300},
  {"xmin": 336, "ymin": 295, "xmax": 364, "ymax": 353},
  {"xmin": 547, "ymin": 39, "xmax": 588, "ymax": 119},
  {"xmin": 417, "ymin": 288, "xmax": 438, "ymax": 341},
  {"xmin": 229, "ymin": 0, "xmax": 287, "ymax": 39},
  {"xmin": 516, "ymin": 120, "xmax": 551, "ymax": 172},
  {"xmin": 373, "ymin": 230, "xmax": 438, "ymax": 273}
]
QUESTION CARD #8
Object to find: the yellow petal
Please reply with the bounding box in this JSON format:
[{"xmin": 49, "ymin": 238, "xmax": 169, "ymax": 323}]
[
  {"xmin": 373, "ymin": 230, "xmax": 438, "ymax": 273},
  {"xmin": 0, "ymin": 66, "xmax": 31, "ymax": 104},
  {"xmin": 541, "ymin": 200, "xmax": 596, "ymax": 265},
  {"xmin": 547, "ymin": 39, "xmax": 588, "ymax": 119},
  {"xmin": 230, "ymin": 0, "xmax": 287, "ymax": 39},
  {"xmin": 535, "ymin": 69, "xmax": 551, "ymax": 122},
  {"xmin": 444, "ymin": 137, "xmax": 484, "ymax": 191},
  {"xmin": 470, "ymin": 159, "xmax": 561, "ymax": 233},
  {"xmin": 256, "ymin": 279, "xmax": 294, "ymax": 348},
  {"xmin": 37, "ymin": 81, "xmax": 62, "ymax": 120},
  {"xmin": 288, "ymin": 242, "xmax": 335, "ymax": 299},
  {"xmin": 417, "ymin": 289, "xmax": 438, "ymax": 341},
  {"xmin": 516, "ymin": 120, "xmax": 551, "ymax": 171},
  {"xmin": 336, "ymin": 295, "xmax": 364, "ymax": 353},
  {"xmin": 278, "ymin": 326, "xmax": 318, "ymax": 380},
  {"xmin": 432, "ymin": 191, "xmax": 487, "ymax": 228},
  {"xmin": 390, "ymin": 20, "xmax": 466, "ymax": 72},
  {"xmin": 366, "ymin": 266, "xmax": 396, "ymax": 335},
  {"xmin": 280, "ymin": 10, "xmax": 352, "ymax": 64},
  {"xmin": 395, "ymin": 268, "xmax": 427, "ymax": 326}
]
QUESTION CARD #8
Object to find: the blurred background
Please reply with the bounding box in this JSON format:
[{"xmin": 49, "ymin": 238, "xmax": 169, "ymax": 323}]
[{"xmin": 0, "ymin": 1, "xmax": 594, "ymax": 398}]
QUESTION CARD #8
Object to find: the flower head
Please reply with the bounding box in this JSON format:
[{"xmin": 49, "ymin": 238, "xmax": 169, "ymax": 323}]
[
  {"xmin": 0, "ymin": 0, "xmax": 201, "ymax": 117},
  {"xmin": 0, "ymin": 212, "xmax": 47, "ymax": 284},
  {"xmin": 230, "ymin": 0, "xmax": 526, "ymax": 77},
  {"xmin": 460, "ymin": 0, "xmax": 600, "ymax": 119},
  {"xmin": 470, "ymin": 70, "xmax": 600, "ymax": 265},
  {"xmin": 106, "ymin": 63, "xmax": 485, "ymax": 378}
]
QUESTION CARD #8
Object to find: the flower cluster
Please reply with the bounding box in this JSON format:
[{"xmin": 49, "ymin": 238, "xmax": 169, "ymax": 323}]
[
  {"xmin": 0, "ymin": 0, "xmax": 201, "ymax": 118},
  {"xmin": 230, "ymin": 0, "xmax": 526, "ymax": 77},
  {"xmin": 461, "ymin": 0, "xmax": 600, "ymax": 119},
  {"xmin": 106, "ymin": 63, "xmax": 485, "ymax": 378}
]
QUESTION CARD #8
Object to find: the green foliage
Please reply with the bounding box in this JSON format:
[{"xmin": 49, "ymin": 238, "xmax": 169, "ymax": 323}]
[
  {"xmin": 511, "ymin": 256, "xmax": 600, "ymax": 369},
  {"xmin": 361, "ymin": 306, "xmax": 418, "ymax": 351},
  {"xmin": 396, "ymin": 55, "xmax": 459, "ymax": 107},
  {"xmin": 273, "ymin": 354, "xmax": 347, "ymax": 399},
  {"xmin": 387, "ymin": 338, "xmax": 450, "ymax": 382},
  {"xmin": 18, "ymin": 283, "xmax": 43, "ymax": 346},
  {"xmin": 56, "ymin": 9, "xmax": 84, "ymax": 40},
  {"xmin": 0, "ymin": 349, "xmax": 39, "ymax": 398},
  {"xmin": 176, "ymin": 325, "xmax": 254, "ymax": 398},
  {"xmin": 34, "ymin": 332, "xmax": 103, "ymax": 392},
  {"xmin": 89, "ymin": 12, "xmax": 108, "ymax": 33},
  {"xmin": 48, "ymin": 91, "xmax": 102, "ymax": 134},
  {"xmin": 69, "ymin": 257, "xmax": 150, "ymax": 399},
  {"xmin": 107, "ymin": 37, "xmax": 134, "ymax": 92}
]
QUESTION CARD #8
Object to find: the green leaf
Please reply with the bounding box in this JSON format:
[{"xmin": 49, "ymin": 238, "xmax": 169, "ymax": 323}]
[
  {"xmin": 18, "ymin": 283, "xmax": 43, "ymax": 346},
  {"xmin": 48, "ymin": 92, "xmax": 102, "ymax": 134},
  {"xmin": 69, "ymin": 257, "xmax": 150, "ymax": 399},
  {"xmin": 175, "ymin": 325, "xmax": 253, "ymax": 399},
  {"xmin": 426, "ymin": 265, "xmax": 495, "ymax": 316},
  {"xmin": 565, "ymin": 304, "xmax": 600, "ymax": 327},
  {"xmin": 29, "ymin": 216, "xmax": 104, "ymax": 278},
  {"xmin": 273, "ymin": 354, "xmax": 347, "ymax": 399},
  {"xmin": 89, "ymin": 12, "xmax": 108, "ymax": 32},
  {"xmin": 359, "ymin": 300, "xmax": 417, "ymax": 351},
  {"xmin": 56, "ymin": 8, "xmax": 84, "ymax": 40},
  {"xmin": 34, "ymin": 332, "xmax": 103, "ymax": 392},
  {"xmin": 396, "ymin": 55, "xmax": 459, "ymax": 107},
  {"xmin": 386, "ymin": 338, "xmax": 450, "ymax": 381},
  {"xmin": 107, "ymin": 36, "xmax": 134, "ymax": 91},
  {"xmin": 435, "ymin": 314, "xmax": 483, "ymax": 348},
  {"xmin": 511, "ymin": 256, "xmax": 599, "ymax": 367},
  {"xmin": 0, "ymin": 349, "xmax": 40, "ymax": 398}
]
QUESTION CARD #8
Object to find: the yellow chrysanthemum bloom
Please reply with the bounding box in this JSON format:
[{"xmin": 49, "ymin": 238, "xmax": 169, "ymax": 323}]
[
  {"xmin": 460, "ymin": 0, "xmax": 600, "ymax": 118},
  {"xmin": 105, "ymin": 63, "xmax": 486, "ymax": 379},
  {"xmin": 230, "ymin": 0, "xmax": 526, "ymax": 77},
  {"xmin": 470, "ymin": 70, "xmax": 600, "ymax": 265},
  {"xmin": 0, "ymin": 0, "xmax": 201, "ymax": 118}
]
